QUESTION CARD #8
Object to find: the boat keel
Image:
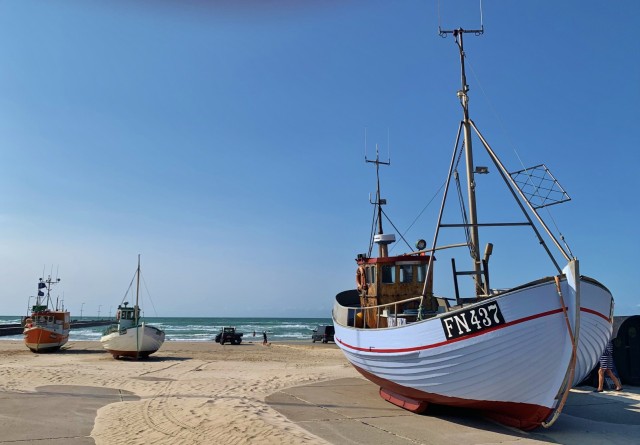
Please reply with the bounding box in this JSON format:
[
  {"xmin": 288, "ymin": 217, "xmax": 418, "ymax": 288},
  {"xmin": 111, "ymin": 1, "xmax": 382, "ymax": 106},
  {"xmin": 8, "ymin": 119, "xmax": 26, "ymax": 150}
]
[{"xmin": 380, "ymin": 388, "xmax": 428, "ymax": 413}]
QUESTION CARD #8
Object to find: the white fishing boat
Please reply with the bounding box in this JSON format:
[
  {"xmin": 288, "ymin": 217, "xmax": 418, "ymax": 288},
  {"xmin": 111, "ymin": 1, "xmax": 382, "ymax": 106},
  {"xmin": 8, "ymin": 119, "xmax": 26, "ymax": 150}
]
[
  {"xmin": 332, "ymin": 26, "xmax": 613, "ymax": 430},
  {"xmin": 101, "ymin": 255, "xmax": 165, "ymax": 359}
]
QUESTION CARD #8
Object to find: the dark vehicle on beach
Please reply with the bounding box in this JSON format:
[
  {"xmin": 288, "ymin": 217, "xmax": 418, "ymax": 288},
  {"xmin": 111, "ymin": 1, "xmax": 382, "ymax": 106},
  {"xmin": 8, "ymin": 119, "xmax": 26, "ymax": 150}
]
[
  {"xmin": 215, "ymin": 327, "xmax": 243, "ymax": 345},
  {"xmin": 312, "ymin": 325, "xmax": 334, "ymax": 343}
]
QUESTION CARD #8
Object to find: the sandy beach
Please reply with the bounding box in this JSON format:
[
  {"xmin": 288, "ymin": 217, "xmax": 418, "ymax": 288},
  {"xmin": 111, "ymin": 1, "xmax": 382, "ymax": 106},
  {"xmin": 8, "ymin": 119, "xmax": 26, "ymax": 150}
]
[
  {"xmin": 0, "ymin": 340, "xmax": 357, "ymax": 444},
  {"xmin": 1, "ymin": 339, "xmax": 638, "ymax": 445}
]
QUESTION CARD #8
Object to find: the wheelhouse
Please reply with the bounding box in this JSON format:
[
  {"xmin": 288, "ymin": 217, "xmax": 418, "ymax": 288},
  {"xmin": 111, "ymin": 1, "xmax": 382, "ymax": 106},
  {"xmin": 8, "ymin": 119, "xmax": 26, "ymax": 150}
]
[{"xmin": 356, "ymin": 253, "xmax": 438, "ymax": 328}]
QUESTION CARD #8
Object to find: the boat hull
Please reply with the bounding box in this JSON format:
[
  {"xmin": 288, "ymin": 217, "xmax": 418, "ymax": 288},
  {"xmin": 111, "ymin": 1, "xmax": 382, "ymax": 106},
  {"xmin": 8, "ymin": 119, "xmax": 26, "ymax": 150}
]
[
  {"xmin": 23, "ymin": 311, "xmax": 70, "ymax": 353},
  {"xmin": 24, "ymin": 326, "xmax": 69, "ymax": 352},
  {"xmin": 333, "ymin": 272, "xmax": 613, "ymax": 430},
  {"xmin": 100, "ymin": 323, "xmax": 165, "ymax": 358},
  {"xmin": 572, "ymin": 276, "xmax": 613, "ymax": 385}
]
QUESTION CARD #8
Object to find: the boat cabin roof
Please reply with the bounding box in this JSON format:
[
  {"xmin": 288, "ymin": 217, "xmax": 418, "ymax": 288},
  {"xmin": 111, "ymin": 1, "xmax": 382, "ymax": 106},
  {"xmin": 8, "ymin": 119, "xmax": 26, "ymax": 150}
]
[{"xmin": 357, "ymin": 254, "xmax": 434, "ymax": 265}]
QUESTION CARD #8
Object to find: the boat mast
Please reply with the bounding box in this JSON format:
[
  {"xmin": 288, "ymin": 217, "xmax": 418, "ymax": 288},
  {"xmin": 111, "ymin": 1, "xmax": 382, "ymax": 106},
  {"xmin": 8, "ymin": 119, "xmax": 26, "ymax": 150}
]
[
  {"xmin": 454, "ymin": 28, "xmax": 484, "ymax": 296},
  {"xmin": 135, "ymin": 254, "xmax": 141, "ymax": 325},
  {"xmin": 367, "ymin": 144, "xmax": 392, "ymax": 257},
  {"xmin": 36, "ymin": 275, "xmax": 61, "ymax": 309}
]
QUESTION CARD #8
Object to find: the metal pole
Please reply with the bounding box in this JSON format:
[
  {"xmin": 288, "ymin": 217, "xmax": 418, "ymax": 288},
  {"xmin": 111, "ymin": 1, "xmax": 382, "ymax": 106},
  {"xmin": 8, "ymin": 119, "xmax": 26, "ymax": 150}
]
[
  {"xmin": 135, "ymin": 255, "xmax": 141, "ymax": 325},
  {"xmin": 135, "ymin": 255, "xmax": 141, "ymax": 359},
  {"xmin": 367, "ymin": 145, "xmax": 391, "ymax": 258},
  {"xmin": 455, "ymin": 29, "xmax": 483, "ymax": 295}
]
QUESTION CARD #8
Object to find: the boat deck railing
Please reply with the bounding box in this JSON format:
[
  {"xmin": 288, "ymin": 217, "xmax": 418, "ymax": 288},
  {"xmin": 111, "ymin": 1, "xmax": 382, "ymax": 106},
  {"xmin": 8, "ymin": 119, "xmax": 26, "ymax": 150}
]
[{"xmin": 333, "ymin": 295, "xmax": 447, "ymax": 329}]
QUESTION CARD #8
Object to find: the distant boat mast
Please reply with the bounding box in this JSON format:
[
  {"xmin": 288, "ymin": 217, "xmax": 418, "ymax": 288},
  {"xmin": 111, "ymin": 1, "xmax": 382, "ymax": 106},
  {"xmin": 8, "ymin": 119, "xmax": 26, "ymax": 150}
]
[{"xmin": 135, "ymin": 254, "xmax": 141, "ymax": 325}]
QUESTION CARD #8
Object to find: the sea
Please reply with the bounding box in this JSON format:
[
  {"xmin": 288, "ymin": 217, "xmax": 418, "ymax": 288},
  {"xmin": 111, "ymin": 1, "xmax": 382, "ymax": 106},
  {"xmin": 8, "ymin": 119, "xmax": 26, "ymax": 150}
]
[{"xmin": 0, "ymin": 316, "xmax": 333, "ymax": 342}]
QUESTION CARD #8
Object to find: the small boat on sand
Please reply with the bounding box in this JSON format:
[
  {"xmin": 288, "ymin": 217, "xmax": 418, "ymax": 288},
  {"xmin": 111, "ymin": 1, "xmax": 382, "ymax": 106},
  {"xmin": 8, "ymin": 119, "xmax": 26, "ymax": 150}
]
[
  {"xmin": 100, "ymin": 255, "xmax": 165, "ymax": 359},
  {"xmin": 23, "ymin": 275, "xmax": 70, "ymax": 352},
  {"xmin": 332, "ymin": 27, "xmax": 613, "ymax": 430}
]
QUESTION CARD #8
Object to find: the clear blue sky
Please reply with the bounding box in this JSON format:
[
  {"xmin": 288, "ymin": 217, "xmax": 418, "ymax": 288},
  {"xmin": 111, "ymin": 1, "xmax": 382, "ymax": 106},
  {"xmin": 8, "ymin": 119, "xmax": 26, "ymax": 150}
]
[{"xmin": 0, "ymin": 1, "xmax": 638, "ymax": 318}]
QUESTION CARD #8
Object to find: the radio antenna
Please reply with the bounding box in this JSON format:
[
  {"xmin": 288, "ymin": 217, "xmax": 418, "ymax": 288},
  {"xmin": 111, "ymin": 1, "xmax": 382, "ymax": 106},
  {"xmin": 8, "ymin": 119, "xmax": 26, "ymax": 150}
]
[
  {"xmin": 438, "ymin": 0, "xmax": 485, "ymax": 37},
  {"xmin": 364, "ymin": 127, "xmax": 368, "ymax": 161}
]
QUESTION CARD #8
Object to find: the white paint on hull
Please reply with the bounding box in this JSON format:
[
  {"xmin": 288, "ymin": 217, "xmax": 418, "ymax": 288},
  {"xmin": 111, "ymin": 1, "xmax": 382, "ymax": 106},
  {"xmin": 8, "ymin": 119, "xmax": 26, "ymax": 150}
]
[
  {"xmin": 334, "ymin": 273, "xmax": 612, "ymax": 414},
  {"xmin": 100, "ymin": 323, "xmax": 165, "ymax": 356}
]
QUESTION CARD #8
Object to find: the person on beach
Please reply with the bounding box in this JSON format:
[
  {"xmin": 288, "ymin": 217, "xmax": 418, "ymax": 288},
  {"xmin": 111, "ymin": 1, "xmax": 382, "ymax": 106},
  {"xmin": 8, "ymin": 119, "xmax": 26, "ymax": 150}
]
[
  {"xmin": 263, "ymin": 331, "xmax": 268, "ymax": 345},
  {"xmin": 595, "ymin": 340, "xmax": 623, "ymax": 392}
]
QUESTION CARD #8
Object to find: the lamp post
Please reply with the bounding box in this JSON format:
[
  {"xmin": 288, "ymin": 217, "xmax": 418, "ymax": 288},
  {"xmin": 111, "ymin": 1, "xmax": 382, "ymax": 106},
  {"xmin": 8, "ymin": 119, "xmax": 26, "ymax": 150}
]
[
  {"xmin": 97, "ymin": 305, "xmax": 102, "ymax": 319},
  {"xmin": 80, "ymin": 302, "xmax": 85, "ymax": 320},
  {"xmin": 27, "ymin": 296, "xmax": 33, "ymax": 314},
  {"xmin": 109, "ymin": 305, "xmax": 113, "ymax": 319}
]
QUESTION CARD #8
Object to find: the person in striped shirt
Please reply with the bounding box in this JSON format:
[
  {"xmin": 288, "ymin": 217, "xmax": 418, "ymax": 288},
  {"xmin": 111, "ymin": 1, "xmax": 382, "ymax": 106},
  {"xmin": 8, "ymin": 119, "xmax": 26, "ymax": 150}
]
[{"xmin": 595, "ymin": 341, "xmax": 623, "ymax": 392}]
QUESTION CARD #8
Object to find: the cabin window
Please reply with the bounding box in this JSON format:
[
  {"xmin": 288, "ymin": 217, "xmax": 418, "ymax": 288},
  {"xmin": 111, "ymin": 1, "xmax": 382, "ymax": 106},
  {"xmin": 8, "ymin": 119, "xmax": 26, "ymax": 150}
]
[
  {"xmin": 417, "ymin": 264, "xmax": 427, "ymax": 282},
  {"xmin": 381, "ymin": 265, "xmax": 395, "ymax": 284},
  {"xmin": 366, "ymin": 266, "xmax": 376, "ymax": 285},
  {"xmin": 400, "ymin": 265, "xmax": 413, "ymax": 283}
]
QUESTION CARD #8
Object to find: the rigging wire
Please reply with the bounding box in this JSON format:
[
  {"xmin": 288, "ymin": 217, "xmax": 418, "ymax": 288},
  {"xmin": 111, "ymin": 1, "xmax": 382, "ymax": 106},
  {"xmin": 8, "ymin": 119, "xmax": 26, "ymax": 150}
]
[
  {"xmin": 141, "ymin": 274, "xmax": 160, "ymax": 318},
  {"xmin": 389, "ymin": 180, "xmax": 447, "ymax": 254},
  {"xmin": 120, "ymin": 270, "xmax": 138, "ymax": 305},
  {"xmin": 544, "ymin": 206, "xmax": 575, "ymax": 258},
  {"xmin": 117, "ymin": 267, "xmax": 161, "ymax": 319},
  {"xmin": 454, "ymin": 170, "xmax": 473, "ymax": 255},
  {"xmin": 466, "ymin": 56, "xmax": 572, "ymax": 258},
  {"xmin": 367, "ymin": 202, "xmax": 378, "ymax": 258},
  {"xmin": 381, "ymin": 208, "xmax": 413, "ymax": 251}
]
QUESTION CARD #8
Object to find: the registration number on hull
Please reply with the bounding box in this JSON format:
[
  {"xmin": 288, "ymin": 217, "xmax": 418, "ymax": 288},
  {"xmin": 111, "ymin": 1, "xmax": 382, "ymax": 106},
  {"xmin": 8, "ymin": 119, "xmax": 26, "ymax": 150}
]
[{"xmin": 441, "ymin": 301, "xmax": 505, "ymax": 340}]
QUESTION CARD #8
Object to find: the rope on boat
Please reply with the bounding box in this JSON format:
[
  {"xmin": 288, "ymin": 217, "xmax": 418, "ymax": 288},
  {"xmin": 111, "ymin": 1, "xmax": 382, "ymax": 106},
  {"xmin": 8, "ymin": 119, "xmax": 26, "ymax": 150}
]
[{"xmin": 542, "ymin": 275, "xmax": 577, "ymax": 428}]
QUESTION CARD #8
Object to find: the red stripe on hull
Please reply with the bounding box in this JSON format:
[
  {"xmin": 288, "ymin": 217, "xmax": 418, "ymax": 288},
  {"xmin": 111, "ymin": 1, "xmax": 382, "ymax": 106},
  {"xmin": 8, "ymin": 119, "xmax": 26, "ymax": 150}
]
[
  {"xmin": 337, "ymin": 307, "xmax": 565, "ymax": 354},
  {"xmin": 580, "ymin": 306, "xmax": 610, "ymax": 321},
  {"xmin": 355, "ymin": 365, "xmax": 553, "ymax": 431},
  {"xmin": 338, "ymin": 305, "xmax": 611, "ymax": 355}
]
